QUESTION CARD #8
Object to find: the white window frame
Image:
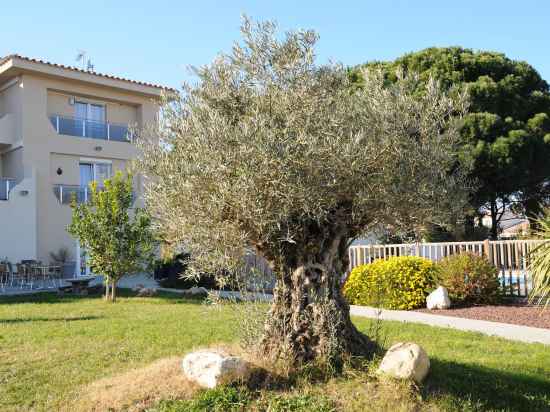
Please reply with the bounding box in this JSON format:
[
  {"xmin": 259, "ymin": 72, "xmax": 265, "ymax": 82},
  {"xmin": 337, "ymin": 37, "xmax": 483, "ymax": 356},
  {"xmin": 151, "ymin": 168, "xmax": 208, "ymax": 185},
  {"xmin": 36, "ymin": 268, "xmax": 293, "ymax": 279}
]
[
  {"xmin": 79, "ymin": 159, "xmax": 113, "ymax": 186},
  {"xmin": 75, "ymin": 100, "xmax": 106, "ymax": 121}
]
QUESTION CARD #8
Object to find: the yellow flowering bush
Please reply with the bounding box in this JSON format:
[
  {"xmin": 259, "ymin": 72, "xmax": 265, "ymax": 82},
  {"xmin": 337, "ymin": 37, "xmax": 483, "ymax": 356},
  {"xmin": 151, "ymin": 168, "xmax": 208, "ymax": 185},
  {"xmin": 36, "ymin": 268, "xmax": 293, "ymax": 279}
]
[{"xmin": 343, "ymin": 256, "xmax": 438, "ymax": 310}]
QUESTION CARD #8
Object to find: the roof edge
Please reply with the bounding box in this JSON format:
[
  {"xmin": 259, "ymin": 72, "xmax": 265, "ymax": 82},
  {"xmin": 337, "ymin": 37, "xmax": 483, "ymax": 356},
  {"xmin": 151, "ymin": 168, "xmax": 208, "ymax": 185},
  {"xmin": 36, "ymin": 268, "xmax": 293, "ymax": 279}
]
[{"xmin": 0, "ymin": 54, "xmax": 177, "ymax": 94}]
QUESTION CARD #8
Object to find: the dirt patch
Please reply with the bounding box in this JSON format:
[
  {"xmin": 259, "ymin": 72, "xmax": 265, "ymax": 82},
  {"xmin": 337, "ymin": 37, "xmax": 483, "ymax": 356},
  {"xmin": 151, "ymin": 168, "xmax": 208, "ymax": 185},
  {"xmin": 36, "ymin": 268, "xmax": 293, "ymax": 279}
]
[
  {"xmin": 416, "ymin": 304, "xmax": 550, "ymax": 329},
  {"xmin": 67, "ymin": 357, "xmax": 198, "ymax": 412}
]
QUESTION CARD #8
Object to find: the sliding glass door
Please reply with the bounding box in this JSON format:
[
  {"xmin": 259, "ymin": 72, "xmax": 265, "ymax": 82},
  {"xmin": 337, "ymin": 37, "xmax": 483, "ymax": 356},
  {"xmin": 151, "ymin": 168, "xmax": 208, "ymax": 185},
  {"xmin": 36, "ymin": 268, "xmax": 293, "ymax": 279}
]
[
  {"xmin": 80, "ymin": 162, "xmax": 112, "ymax": 190},
  {"xmin": 75, "ymin": 102, "xmax": 106, "ymax": 138}
]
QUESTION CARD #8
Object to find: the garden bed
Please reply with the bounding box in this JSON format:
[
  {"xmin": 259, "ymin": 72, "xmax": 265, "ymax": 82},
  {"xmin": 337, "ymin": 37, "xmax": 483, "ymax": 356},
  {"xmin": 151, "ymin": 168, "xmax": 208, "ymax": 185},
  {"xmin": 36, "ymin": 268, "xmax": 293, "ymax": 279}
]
[{"xmin": 416, "ymin": 304, "xmax": 550, "ymax": 329}]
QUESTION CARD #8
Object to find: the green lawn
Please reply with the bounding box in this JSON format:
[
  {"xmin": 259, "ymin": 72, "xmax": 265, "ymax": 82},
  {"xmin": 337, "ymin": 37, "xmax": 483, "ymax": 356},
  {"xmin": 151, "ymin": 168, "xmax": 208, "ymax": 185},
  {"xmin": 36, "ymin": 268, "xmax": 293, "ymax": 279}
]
[{"xmin": 1, "ymin": 291, "xmax": 549, "ymax": 412}]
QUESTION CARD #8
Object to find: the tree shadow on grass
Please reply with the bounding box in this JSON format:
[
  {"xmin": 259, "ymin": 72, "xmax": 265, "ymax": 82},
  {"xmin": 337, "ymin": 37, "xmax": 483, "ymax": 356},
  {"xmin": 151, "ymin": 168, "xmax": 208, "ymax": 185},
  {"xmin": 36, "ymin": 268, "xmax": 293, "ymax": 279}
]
[
  {"xmin": 0, "ymin": 315, "xmax": 103, "ymax": 324},
  {"xmin": 424, "ymin": 358, "xmax": 550, "ymax": 412},
  {"xmin": 0, "ymin": 289, "xmax": 206, "ymax": 305}
]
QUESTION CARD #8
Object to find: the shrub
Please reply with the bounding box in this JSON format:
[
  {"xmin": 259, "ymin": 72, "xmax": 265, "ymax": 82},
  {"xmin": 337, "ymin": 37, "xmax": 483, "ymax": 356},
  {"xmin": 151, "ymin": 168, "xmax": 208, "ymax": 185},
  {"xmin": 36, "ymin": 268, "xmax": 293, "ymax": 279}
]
[
  {"xmin": 343, "ymin": 256, "xmax": 438, "ymax": 310},
  {"xmin": 153, "ymin": 253, "xmax": 218, "ymax": 290},
  {"xmin": 436, "ymin": 253, "xmax": 501, "ymax": 306}
]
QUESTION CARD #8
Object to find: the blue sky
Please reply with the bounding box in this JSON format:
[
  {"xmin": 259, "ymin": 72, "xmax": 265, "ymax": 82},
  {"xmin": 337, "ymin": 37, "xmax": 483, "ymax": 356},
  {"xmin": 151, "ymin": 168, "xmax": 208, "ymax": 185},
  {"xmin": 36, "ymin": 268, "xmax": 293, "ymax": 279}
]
[{"xmin": 1, "ymin": 1, "xmax": 549, "ymax": 89}]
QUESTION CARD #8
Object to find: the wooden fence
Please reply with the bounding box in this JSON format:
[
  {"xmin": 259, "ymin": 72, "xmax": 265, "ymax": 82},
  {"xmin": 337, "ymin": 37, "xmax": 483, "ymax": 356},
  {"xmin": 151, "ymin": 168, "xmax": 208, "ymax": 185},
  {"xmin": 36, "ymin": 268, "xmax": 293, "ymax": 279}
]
[{"xmin": 348, "ymin": 239, "xmax": 544, "ymax": 298}]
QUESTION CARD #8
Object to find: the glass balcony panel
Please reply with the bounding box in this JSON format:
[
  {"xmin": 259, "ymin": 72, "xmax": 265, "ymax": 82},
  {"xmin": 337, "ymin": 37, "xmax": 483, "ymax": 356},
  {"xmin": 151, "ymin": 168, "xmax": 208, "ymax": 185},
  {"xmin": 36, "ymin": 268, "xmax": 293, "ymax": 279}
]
[
  {"xmin": 85, "ymin": 120, "xmax": 108, "ymax": 139},
  {"xmin": 53, "ymin": 185, "xmax": 87, "ymax": 205},
  {"xmin": 53, "ymin": 185, "xmax": 124, "ymax": 205},
  {"xmin": 0, "ymin": 178, "xmax": 14, "ymax": 201},
  {"xmin": 109, "ymin": 124, "xmax": 131, "ymax": 142},
  {"xmin": 49, "ymin": 115, "xmax": 131, "ymax": 143},
  {"xmin": 56, "ymin": 116, "xmax": 85, "ymax": 137}
]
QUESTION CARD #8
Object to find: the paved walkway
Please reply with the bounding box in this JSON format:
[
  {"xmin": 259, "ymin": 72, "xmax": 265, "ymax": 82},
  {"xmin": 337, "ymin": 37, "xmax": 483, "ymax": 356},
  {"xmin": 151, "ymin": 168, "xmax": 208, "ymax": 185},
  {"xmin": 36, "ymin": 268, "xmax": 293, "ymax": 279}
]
[{"xmin": 350, "ymin": 305, "xmax": 550, "ymax": 346}]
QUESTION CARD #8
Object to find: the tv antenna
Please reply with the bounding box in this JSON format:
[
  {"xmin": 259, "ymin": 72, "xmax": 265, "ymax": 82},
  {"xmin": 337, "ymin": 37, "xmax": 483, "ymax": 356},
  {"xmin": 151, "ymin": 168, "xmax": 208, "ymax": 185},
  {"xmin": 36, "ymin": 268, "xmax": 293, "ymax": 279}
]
[{"xmin": 75, "ymin": 50, "xmax": 94, "ymax": 71}]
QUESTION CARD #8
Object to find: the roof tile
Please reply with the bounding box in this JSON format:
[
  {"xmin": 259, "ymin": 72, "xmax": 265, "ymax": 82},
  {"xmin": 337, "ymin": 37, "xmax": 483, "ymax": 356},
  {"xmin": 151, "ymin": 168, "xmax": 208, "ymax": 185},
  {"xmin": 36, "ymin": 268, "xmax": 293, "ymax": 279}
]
[{"xmin": 0, "ymin": 54, "xmax": 176, "ymax": 92}]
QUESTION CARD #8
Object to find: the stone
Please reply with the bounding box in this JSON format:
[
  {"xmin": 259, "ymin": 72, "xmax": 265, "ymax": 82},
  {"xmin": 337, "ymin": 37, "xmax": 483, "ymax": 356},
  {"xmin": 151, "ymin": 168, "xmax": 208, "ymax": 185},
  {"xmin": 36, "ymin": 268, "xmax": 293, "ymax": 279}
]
[
  {"xmin": 132, "ymin": 284, "xmax": 145, "ymax": 292},
  {"xmin": 137, "ymin": 287, "xmax": 157, "ymax": 297},
  {"xmin": 377, "ymin": 342, "xmax": 430, "ymax": 383},
  {"xmin": 426, "ymin": 286, "xmax": 451, "ymax": 310},
  {"xmin": 183, "ymin": 286, "xmax": 208, "ymax": 296},
  {"xmin": 182, "ymin": 350, "xmax": 250, "ymax": 388}
]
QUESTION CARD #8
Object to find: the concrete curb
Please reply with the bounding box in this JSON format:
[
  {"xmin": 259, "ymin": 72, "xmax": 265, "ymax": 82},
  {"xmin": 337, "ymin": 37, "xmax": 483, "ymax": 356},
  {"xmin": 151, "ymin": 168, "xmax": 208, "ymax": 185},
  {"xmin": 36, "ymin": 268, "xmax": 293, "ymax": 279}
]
[{"xmin": 350, "ymin": 305, "xmax": 550, "ymax": 346}]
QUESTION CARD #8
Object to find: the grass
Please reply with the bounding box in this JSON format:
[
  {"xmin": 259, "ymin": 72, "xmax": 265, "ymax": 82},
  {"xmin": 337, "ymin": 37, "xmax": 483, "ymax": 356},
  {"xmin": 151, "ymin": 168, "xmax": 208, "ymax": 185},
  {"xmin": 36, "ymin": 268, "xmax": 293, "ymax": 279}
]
[{"xmin": 0, "ymin": 291, "xmax": 549, "ymax": 411}]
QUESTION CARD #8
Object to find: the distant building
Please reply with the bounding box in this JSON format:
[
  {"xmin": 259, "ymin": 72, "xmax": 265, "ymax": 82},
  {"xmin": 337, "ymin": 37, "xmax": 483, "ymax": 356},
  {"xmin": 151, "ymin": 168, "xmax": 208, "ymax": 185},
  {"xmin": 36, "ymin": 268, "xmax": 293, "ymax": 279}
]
[{"xmin": 479, "ymin": 210, "xmax": 530, "ymax": 239}]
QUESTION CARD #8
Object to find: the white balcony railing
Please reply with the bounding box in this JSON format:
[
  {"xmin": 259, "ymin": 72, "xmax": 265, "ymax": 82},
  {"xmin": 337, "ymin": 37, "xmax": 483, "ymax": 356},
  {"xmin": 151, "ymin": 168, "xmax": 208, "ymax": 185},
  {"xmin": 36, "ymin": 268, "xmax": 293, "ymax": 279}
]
[
  {"xmin": 0, "ymin": 178, "xmax": 15, "ymax": 201},
  {"xmin": 49, "ymin": 115, "xmax": 133, "ymax": 143}
]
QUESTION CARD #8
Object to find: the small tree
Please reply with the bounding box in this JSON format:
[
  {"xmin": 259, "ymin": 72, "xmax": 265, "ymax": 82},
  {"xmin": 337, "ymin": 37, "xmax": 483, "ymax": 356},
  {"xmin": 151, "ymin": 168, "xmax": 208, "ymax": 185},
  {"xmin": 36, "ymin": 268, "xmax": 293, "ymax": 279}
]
[
  {"xmin": 68, "ymin": 171, "xmax": 154, "ymax": 302},
  {"xmin": 138, "ymin": 18, "xmax": 469, "ymax": 366}
]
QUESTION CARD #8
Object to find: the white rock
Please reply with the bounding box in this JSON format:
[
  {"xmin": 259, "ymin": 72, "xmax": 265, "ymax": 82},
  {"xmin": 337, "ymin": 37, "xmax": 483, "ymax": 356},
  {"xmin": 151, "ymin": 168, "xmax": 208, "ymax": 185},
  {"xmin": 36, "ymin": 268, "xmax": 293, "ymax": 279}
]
[
  {"xmin": 182, "ymin": 350, "xmax": 250, "ymax": 388},
  {"xmin": 377, "ymin": 342, "xmax": 430, "ymax": 383},
  {"xmin": 426, "ymin": 286, "xmax": 451, "ymax": 310},
  {"xmin": 183, "ymin": 286, "xmax": 208, "ymax": 296},
  {"xmin": 137, "ymin": 287, "xmax": 157, "ymax": 297}
]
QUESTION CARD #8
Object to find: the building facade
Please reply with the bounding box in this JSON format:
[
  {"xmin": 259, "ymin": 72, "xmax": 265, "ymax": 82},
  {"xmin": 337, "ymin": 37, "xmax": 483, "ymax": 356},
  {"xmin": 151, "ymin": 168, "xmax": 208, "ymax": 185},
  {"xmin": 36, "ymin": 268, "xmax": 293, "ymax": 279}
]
[{"xmin": 0, "ymin": 55, "xmax": 168, "ymax": 269}]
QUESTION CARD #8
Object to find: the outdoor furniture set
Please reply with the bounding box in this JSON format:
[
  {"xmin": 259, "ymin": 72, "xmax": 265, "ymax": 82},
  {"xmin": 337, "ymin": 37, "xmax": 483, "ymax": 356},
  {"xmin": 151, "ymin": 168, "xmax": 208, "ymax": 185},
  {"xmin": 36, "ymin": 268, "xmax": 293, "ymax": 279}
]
[{"xmin": 0, "ymin": 260, "xmax": 63, "ymax": 291}]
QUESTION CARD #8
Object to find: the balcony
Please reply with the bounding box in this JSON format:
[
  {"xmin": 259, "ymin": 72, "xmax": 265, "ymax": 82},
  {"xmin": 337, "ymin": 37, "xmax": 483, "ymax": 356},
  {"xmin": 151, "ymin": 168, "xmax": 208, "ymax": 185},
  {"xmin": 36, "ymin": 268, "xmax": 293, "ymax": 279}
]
[
  {"xmin": 0, "ymin": 114, "xmax": 16, "ymax": 148},
  {"xmin": 0, "ymin": 178, "xmax": 16, "ymax": 201},
  {"xmin": 49, "ymin": 115, "xmax": 133, "ymax": 143},
  {"xmin": 52, "ymin": 185, "xmax": 101, "ymax": 205},
  {"xmin": 53, "ymin": 184, "xmax": 135, "ymax": 205}
]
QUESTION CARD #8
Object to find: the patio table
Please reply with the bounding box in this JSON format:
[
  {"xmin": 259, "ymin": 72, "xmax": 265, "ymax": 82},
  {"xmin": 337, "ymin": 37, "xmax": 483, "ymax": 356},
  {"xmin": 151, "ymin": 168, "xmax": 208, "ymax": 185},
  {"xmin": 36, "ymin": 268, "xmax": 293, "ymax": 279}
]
[{"xmin": 63, "ymin": 276, "xmax": 96, "ymax": 295}]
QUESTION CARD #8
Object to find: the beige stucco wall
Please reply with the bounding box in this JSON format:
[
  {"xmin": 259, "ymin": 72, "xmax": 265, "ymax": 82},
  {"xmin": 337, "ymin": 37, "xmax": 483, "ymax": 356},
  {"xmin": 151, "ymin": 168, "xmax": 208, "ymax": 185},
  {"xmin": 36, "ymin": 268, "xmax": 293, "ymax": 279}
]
[
  {"xmin": 49, "ymin": 154, "xmax": 126, "ymax": 186},
  {"xmin": 47, "ymin": 91, "xmax": 138, "ymax": 125},
  {"xmin": 0, "ymin": 78, "xmax": 22, "ymax": 117},
  {"xmin": 0, "ymin": 79, "xmax": 23, "ymax": 145},
  {"xmin": 7, "ymin": 73, "xmax": 158, "ymax": 262},
  {"xmin": 0, "ymin": 169, "xmax": 38, "ymax": 262},
  {"xmin": 1, "ymin": 147, "xmax": 24, "ymax": 180}
]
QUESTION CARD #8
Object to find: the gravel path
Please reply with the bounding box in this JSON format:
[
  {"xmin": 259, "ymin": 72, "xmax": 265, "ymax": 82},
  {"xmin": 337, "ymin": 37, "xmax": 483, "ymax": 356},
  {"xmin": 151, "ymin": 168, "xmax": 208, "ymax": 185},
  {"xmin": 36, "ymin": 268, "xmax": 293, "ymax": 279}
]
[{"xmin": 416, "ymin": 304, "xmax": 550, "ymax": 329}]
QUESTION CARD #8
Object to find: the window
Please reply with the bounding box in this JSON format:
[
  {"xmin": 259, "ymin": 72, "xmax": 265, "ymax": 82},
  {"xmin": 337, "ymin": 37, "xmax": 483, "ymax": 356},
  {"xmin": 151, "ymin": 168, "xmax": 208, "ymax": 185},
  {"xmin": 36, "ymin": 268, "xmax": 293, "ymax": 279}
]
[
  {"xmin": 80, "ymin": 162, "xmax": 112, "ymax": 188},
  {"xmin": 75, "ymin": 101, "xmax": 105, "ymax": 122},
  {"xmin": 75, "ymin": 102, "xmax": 106, "ymax": 139}
]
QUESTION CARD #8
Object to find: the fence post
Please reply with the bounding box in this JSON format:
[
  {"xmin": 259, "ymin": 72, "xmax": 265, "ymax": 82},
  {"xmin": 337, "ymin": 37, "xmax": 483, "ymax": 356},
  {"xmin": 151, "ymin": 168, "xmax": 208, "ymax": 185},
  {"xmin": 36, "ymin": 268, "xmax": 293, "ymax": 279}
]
[{"xmin": 483, "ymin": 239, "xmax": 491, "ymax": 263}]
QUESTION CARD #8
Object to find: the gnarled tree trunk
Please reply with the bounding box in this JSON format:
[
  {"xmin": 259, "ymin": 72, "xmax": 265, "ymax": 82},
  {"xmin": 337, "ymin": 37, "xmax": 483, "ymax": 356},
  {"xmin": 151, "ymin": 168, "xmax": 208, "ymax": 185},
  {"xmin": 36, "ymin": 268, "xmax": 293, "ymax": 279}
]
[{"xmin": 259, "ymin": 227, "xmax": 375, "ymax": 367}]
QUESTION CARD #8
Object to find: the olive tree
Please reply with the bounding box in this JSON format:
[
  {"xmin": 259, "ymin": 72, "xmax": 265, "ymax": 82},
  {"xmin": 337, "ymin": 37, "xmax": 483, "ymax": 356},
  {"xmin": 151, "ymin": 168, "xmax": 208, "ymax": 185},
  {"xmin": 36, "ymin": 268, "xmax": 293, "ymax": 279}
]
[{"xmin": 138, "ymin": 18, "xmax": 469, "ymax": 365}]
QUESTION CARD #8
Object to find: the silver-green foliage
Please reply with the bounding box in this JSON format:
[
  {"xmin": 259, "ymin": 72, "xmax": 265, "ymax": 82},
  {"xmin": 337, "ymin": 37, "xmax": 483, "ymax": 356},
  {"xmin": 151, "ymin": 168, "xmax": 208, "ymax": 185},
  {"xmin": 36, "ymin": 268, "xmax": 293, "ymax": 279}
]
[{"xmin": 137, "ymin": 17, "xmax": 470, "ymax": 278}]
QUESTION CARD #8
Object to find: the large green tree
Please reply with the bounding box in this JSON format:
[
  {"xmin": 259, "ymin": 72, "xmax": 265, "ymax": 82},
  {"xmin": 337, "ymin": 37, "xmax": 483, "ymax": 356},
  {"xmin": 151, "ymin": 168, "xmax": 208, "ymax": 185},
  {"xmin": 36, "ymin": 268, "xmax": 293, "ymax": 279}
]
[
  {"xmin": 356, "ymin": 47, "xmax": 550, "ymax": 239},
  {"xmin": 138, "ymin": 19, "xmax": 468, "ymax": 366}
]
